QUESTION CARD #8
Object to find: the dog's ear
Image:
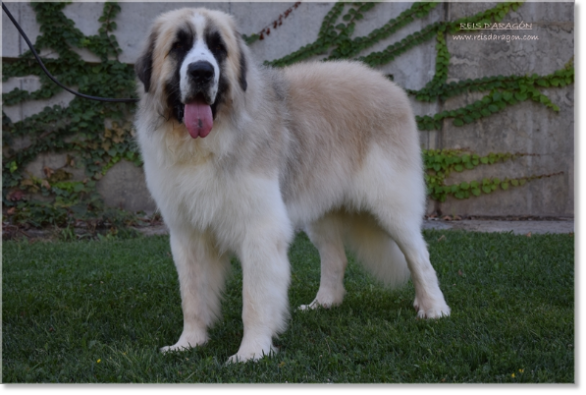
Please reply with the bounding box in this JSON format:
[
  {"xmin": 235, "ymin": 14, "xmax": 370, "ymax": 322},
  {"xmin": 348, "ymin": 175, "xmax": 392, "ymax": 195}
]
[
  {"xmin": 135, "ymin": 31, "xmax": 156, "ymax": 93},
  {"xmin": 237, "ymin": 35, "xmax": 248, "ymax": 92}
]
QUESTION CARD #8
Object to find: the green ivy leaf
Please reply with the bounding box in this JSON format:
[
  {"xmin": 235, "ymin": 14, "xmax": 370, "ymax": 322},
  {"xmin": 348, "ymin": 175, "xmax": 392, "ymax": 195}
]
[{"xmin": 537, "ymin": 79, "xmax": 549, "ymax": 87}]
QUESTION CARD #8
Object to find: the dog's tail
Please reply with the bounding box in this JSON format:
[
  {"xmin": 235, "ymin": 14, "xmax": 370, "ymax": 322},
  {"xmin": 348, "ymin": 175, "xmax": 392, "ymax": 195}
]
[{"xmin": 343, "ymin": 214, "xmax": 411, "ymax": 289}]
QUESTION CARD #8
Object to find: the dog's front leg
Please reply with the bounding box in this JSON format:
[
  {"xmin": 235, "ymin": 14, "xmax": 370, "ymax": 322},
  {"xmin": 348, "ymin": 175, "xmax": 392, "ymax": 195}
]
[
  {"xmin": 227, "ymin": 217, "xmax": 292, "ymax": 363},
  {"xmin": 161, "ymin": 229, "xmax": 230, "ymax": 353}
]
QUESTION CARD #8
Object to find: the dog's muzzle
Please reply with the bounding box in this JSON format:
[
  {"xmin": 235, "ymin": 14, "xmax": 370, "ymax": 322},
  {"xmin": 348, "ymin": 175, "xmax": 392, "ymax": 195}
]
[
  {"xmin": 181, "ymin": 60, "xmax": 216, "ymax": 139},
  {"xmin": 186, "ymin": 61, "xmax": 215, "ymax": 104}
]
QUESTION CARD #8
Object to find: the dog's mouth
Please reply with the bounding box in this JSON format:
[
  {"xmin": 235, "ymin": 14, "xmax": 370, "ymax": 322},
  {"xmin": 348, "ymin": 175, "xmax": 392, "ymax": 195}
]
[{"xmin": 183, "ymin": 94, "xmax": 213, "ymax": 139}]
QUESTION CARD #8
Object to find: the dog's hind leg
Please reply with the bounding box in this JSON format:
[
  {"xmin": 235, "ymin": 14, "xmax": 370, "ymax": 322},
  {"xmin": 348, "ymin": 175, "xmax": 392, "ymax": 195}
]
[
  {"xmin": 355, "ymin": 148, "xmax": 450, "ymax": 319},
  {"xmin": 300, "ymin": 213, "xmax": 348, "ymax": 310},
  {"xmin": 161, "ymin": 229, "xmax": 230, "ymax": 353},
  {"xmin": 367, "ymin": 194, "xmax": 450, "ymax": 319},
  {"xmin": 386, "ymin": 223, "xmax": 450, "ymax": 319}
]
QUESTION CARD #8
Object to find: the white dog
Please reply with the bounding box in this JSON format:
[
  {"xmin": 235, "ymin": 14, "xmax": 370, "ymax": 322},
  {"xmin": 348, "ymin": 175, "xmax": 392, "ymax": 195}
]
[{"xmin": 133, "ymin": 8, "xmax": 450, "ymax": 363}]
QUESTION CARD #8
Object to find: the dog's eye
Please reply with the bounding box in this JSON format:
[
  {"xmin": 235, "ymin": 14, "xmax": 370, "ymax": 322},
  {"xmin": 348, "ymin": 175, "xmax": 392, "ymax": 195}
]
[
  {"xmin": 213, "ymin": 44, "xmax": 226, "ymax": 56},
  {"xmin": 206, "ymin": 32, "xmax": 226, "ymax": 58},
  {"xmin": 210, "ymin": 41, "xmax": 224, "ymax": 54},
  {"xmin": 172, "ymin": 42, "xmax": 185, "ymax": 51}
]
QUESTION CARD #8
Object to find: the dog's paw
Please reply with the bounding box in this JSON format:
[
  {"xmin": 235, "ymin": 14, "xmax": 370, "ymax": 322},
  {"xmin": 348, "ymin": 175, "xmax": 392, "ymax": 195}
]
[
  {"xmin": 160, "ymin": 344, "xmax": 189, "ymax": 353},
  {"xmin": 298, "ymin": 299, "xmax": 323, "ymax": 311},
  {"xmin": 226, "ymin": 346, "xmax": 276, "ymax": 364},
  {"xmin": 160, "ymin": 333, "xmax": 207, "ymax": 353},
  {"xmin": 225, "ymin": 354, "xmax": 248, "ymax": 364},
  {"xmin": 298, "ymin": 297, "xmax": 339, "ymax": 311},
  {"xmin": 413, "ymin": 296, "xmax": 451, "ymax": 319}
]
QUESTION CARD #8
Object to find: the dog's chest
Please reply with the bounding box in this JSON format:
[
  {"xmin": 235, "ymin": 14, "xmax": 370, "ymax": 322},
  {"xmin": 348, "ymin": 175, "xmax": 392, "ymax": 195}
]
[
  {"xmin": 146, "ymin": 160, "xmax": 223, "ymax": 223},
  {"xmin": 145, "ymin": 158, "xmax": 284, "ymax": 236}
]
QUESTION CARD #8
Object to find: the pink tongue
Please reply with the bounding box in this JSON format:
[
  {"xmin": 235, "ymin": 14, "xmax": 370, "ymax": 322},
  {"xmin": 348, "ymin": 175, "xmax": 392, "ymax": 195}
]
[{"xmin": 184, "ymin": 101, "xmax": 213, "ymax": 138}]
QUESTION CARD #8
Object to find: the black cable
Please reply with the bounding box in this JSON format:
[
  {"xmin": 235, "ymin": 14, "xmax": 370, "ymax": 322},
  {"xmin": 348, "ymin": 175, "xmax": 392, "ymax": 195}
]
[{"xmin": 2, "ymin": 2, "xmax": 138, "ymax": 103}]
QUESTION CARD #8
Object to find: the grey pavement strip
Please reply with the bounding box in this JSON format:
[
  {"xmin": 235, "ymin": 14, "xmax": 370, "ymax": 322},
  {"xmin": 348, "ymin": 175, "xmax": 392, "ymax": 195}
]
[
  {"xmin": 5, "ymin": 220, "xmax": 573, "ymax": 239},
  {"xmin": 136, "ymin": 220, "xmax": 574, "ymax": 237},
  {"xmin": 422, "ymin": 220, "xmax": 574, "ymax": 235}
]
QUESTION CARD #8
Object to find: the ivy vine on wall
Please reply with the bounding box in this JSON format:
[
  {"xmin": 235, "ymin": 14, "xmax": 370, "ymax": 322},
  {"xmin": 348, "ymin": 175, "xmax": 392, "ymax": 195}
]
[
  {"xmin": 1, "ymin": 1, "xmax": 574, "ymax": 230},
  {"xmin": 2, "ymin": 2, "xmax": 139, "ymax": 229}
]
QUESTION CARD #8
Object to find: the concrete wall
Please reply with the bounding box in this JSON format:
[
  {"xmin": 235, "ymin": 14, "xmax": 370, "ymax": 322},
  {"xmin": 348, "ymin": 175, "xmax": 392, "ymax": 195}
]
[{"xmin": 2, "ymin": 1, "xmax": 574, "ymax": 217}]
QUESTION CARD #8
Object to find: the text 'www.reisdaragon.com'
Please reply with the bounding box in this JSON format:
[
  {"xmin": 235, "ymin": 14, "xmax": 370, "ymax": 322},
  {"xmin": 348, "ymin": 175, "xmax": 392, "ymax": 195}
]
[{"xmin": 451, "ymin": 34, "xmax": 539, "ymax": 43}]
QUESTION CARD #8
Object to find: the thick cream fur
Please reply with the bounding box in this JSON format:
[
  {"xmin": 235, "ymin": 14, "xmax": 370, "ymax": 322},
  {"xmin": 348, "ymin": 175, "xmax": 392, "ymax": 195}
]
[{"xmin": 135, "ymin": 8, "xmax": 450, "ymax": 363}]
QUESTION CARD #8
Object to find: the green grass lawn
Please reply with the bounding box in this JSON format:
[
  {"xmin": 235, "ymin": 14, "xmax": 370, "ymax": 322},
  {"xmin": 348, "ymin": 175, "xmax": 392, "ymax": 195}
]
[{"xmin": 2, "ymin": 230, "xmax": 574, "ymax": 383}]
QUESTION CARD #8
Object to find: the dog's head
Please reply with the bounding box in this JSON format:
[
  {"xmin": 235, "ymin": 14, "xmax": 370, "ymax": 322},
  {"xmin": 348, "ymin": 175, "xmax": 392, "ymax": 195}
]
[{"xmin": 135, "ymin": 8, "xmax": 247, "ymax": 138}]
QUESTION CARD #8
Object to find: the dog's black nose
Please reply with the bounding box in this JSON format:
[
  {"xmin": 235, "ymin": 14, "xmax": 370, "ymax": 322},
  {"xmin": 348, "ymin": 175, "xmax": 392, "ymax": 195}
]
[{"xmin": 188, "ymin": 61, "xmax": 214, "ymax": 84}]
